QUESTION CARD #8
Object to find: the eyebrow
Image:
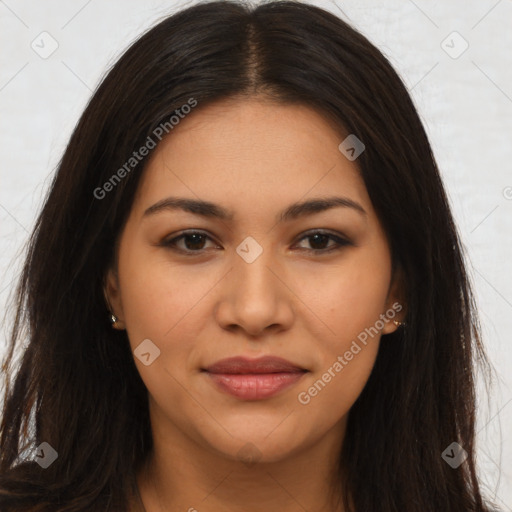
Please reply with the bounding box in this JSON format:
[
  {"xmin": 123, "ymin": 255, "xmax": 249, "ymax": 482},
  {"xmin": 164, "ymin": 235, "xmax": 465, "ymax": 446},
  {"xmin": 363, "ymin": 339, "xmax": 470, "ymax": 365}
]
[{"xmin": 143, "ymin": 195, "xmax": 367, "ymax": 222}]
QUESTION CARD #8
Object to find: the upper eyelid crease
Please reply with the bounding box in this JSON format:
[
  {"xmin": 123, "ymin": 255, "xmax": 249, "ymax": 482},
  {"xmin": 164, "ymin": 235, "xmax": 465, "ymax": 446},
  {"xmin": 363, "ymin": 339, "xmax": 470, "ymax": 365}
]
[
  {"xmin": 162, "ymin": 230, "xmax": 351, "ymax": 253},
  {"xmin": 142, "ymin": 196, "xmax": 367, "ymax": 222}
]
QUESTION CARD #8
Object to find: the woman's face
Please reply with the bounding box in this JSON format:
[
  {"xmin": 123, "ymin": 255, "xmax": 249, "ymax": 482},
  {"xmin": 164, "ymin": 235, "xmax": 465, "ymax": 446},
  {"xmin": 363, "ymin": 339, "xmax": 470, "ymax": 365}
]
[{"xmin": 106, "ymin": 96, "xmax": 403, "ymax": 463}]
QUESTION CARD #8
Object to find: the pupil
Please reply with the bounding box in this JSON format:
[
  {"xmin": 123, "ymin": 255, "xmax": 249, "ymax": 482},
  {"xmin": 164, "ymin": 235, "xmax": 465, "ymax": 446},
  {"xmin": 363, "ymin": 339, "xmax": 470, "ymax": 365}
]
[
  {"xmin": 185, "ymin": 234, "xmax": 205, "ymax": 250},
  {"xmin": 310, "ymin": 234, "xmax": 328, "ymax": 250}
]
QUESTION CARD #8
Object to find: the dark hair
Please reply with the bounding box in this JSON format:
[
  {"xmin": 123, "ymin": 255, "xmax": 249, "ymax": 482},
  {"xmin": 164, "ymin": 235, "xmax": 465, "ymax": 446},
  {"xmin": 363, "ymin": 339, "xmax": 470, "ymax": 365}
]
[{"xmin": 0, "ymin": 1, "xmax": 500, "ymax": 510}]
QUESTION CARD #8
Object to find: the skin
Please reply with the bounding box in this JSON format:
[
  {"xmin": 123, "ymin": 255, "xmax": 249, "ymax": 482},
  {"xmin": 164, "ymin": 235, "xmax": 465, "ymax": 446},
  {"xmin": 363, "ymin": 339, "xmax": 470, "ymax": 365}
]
[{"xmin": 105, "ymin": 96, "xmax": 405, "ymax": 512}]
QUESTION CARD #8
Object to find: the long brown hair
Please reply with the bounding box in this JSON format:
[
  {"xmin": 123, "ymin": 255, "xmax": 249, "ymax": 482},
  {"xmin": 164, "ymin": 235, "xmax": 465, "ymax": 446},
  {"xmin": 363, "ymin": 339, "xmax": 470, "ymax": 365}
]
[{"xmin": 0, "ymin": 1, "xmax": 500, "ymax": 510}]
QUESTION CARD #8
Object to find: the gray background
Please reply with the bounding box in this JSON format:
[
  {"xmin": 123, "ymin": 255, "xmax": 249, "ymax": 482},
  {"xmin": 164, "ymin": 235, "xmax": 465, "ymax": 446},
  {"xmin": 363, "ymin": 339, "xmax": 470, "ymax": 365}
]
[{"xmin": 0, "ymin": 0, "xmax": 511, "ymax": 508}]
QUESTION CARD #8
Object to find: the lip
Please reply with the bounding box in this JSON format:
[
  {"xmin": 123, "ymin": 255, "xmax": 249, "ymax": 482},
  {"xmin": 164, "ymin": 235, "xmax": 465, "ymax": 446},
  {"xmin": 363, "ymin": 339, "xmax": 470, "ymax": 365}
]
[
  {"xmin": 204, "ymin": 356, "xmax": 306, "ymax": 374},
  {"xmin": 203, "ymin": 356, "xmax": 308, "ymax": 400}
]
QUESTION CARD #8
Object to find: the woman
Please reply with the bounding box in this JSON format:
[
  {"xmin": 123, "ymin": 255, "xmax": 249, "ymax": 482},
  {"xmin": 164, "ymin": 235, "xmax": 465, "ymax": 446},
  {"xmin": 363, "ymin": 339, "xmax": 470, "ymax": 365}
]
[{"xmin": 0, "ymin": 1, "xmax": 501, "ymax": 510}]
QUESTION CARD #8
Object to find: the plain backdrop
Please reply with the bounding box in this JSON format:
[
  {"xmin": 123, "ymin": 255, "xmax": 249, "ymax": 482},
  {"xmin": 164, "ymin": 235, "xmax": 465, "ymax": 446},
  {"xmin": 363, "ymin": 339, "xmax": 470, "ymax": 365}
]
[{"xmin": 0, "ymin": 0, "xmax": 511, "ymax": 508}]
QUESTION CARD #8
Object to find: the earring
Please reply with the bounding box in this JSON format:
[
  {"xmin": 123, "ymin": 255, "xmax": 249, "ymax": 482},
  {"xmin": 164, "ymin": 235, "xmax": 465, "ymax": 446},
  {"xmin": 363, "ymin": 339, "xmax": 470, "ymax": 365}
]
[
  {"xmin": 393, "ymin": 320, "xmax": 405, "ymax": 328},
  {"xmin": 110, "ymin": 313, "xmax": 125, "ymax": 330}
]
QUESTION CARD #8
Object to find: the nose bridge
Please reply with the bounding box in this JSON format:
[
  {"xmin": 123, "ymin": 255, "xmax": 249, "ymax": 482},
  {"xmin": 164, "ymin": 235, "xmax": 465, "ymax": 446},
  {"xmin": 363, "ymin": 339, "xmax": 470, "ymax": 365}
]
[
  {"xmin": 233, "ymin": 234, "xmax": 279, "ymax": 300},
  {"xmin": 215, "ymin": 233, "xmax": 293, "ymax": 335}
]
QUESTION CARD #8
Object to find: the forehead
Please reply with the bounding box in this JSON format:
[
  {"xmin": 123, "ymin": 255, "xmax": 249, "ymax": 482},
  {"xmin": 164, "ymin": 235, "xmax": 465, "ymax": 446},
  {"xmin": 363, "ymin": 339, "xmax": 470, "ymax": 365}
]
[{"xmin": 132, "ymin": 97, "xmax": 372, "ymax": 221}]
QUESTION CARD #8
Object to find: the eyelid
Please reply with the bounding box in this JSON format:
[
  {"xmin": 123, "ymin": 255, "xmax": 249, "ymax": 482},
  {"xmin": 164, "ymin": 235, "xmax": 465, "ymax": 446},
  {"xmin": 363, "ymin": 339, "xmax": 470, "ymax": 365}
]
[
  {"xmin": 159, "ymin": 228, "xmax": 353, "ymax": 254},
  {"xmin": 160, "ymin": 230, "xmax": 220, "ymax": 253},
  {"xmin": 293, "ymin": 229, "xmax": 352, "ymax": 252}
]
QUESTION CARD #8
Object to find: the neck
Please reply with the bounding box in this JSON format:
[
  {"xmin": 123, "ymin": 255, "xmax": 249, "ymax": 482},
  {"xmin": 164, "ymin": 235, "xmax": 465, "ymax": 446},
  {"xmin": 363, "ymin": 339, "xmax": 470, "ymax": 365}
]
[{"xmin": 136, "ymin": 418, "xmax": 348, "ymax": 512}]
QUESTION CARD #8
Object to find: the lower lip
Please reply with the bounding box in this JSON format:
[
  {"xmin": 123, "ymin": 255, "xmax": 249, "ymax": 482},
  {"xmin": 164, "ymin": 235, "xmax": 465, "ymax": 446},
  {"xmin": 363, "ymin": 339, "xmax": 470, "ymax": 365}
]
[{"xmin": 205, "ymin": 372, "xmax": 306, "ymax": 400}]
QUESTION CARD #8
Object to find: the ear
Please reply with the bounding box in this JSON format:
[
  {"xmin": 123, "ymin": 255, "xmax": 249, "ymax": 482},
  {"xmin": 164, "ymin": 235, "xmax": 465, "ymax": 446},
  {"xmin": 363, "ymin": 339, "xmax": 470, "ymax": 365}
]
[
  {"xmin": 103, "ymin": 267, "xmax": 126, "ymax": 329},
  {"xmin": 381, "ymin": 265, "xmax": 407, "ymax": 335}
]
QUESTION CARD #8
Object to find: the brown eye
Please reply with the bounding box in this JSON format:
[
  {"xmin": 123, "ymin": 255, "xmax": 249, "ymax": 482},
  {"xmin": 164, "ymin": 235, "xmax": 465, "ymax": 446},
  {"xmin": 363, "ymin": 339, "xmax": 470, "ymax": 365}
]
[
  {"xmin": 160, "ymin": 229, "xmax": 351, "ymax": 256},
  {"xmin": 161, "ymin": 231, "xmax": 219, "ymax": 254},
  {"xmin": 294, "ymin": 231, "xmax": 351, "ymax": 253}
]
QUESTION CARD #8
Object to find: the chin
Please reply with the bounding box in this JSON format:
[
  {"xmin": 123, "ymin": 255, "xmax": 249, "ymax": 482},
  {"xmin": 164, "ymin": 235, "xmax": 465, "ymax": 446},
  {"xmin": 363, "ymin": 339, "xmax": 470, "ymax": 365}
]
[{"xmin": 198, "ymin": 424, "xmax": 308, "ymax": 465}]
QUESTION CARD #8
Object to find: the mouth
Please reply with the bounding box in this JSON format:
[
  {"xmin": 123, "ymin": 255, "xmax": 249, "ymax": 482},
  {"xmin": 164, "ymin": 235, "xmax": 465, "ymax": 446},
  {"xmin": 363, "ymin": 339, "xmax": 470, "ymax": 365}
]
[{"xmin": 202, "ymin": 356, "xmax": 308, "ymax": 400}]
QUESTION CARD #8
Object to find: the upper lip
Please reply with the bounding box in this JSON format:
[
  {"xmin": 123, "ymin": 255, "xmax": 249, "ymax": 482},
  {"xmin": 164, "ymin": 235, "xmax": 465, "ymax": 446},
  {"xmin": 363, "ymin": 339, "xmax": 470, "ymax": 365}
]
[{"xmin": 203, "ymin": 356, "xmax": 307, "ymax": 374}]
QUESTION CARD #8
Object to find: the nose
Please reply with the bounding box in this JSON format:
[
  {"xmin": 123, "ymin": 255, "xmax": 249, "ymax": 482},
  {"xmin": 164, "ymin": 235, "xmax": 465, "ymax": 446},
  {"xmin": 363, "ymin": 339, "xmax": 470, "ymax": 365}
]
[{"xmin": 214, "ymin": 240, "xmax": 295, "ymax": 338}]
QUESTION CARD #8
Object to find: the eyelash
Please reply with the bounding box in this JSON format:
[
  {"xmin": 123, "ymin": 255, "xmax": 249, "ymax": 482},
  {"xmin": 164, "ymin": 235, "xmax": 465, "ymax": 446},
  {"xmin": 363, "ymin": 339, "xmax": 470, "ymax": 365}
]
[{"xmin": 159, "ymin": 230, "xmax": 352, "ymax": 255}]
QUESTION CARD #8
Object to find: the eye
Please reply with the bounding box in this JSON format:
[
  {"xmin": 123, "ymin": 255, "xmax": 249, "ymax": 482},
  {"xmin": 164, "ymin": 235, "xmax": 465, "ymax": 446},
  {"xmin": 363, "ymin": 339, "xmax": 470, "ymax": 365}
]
[
  {"xmin": 160, "ymin": 229, "xmax": 351, "ymax": 255},
  {"xmin": 160, "ymin": 231, "xmax": 219, "ymax": 254},
  {"xmin": 293, "ymin": 230, "xmax": 352, "ymax": 253}
]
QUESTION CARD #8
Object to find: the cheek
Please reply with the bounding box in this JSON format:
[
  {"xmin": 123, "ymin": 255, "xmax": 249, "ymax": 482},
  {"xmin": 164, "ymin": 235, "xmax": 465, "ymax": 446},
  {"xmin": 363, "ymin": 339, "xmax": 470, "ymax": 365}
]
[
  {"xmin": 118, "ymin": 238, "xmax": 210, "ymax": 343},
  {"xmin": 293, "ymin": 249, "xmax": 391, "ymax": 411},
  {"xmin": 117, "ymin": 248, "xmax": 209, "ymax": 410},
  {"xmin": 294, "ymin": 279, "xmax": 385, "ymax": 423},
  {"xmin": 116, "ymin": 242, "xmax": 222, "ymax": 393},
  {"xmin": 299, "ymin": 249, "xmax": 392, "ymax": 349}
]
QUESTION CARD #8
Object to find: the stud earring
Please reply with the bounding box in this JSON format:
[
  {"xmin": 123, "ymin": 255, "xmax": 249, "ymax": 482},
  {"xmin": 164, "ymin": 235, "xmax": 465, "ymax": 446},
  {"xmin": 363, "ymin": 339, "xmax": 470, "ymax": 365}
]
[
  {"xmin": 393, "ymin": 320, "xmax": 405, "ymax": 328},
  {"xmin": 110, "ymin": 313, "xmax": 125, "ymax": 330}
]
